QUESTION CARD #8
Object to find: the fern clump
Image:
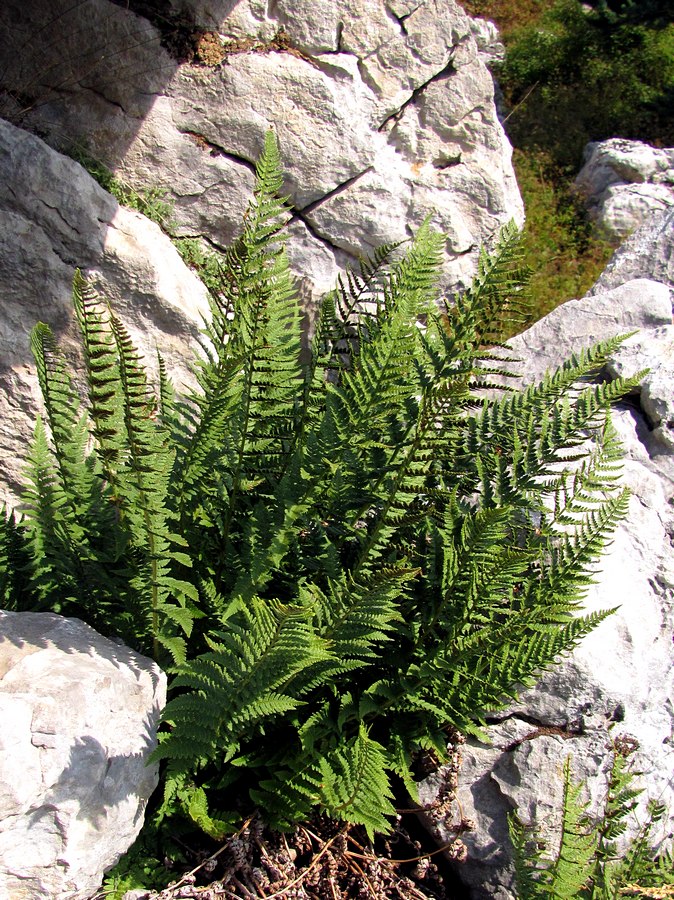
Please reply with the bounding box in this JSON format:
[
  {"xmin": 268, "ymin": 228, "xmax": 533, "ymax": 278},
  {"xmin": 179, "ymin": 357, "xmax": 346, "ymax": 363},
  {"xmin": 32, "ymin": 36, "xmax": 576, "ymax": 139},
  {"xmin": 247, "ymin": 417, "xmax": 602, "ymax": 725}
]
[
  {"xmin": 510, "ymin": 744, "xmax": 674, "ymax": 898},
  {"xmin": 0, "ymin": 131, "xmax": 641, "ymax": 839}
]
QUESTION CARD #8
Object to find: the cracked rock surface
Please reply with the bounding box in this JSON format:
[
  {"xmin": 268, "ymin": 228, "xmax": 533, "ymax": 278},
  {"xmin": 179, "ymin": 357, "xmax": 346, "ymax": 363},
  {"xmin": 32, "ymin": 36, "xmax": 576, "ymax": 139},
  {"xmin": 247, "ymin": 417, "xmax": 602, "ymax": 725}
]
[
  {"xmin": 0, "ymin": 118, "xmax": 209, "ymax": 507},
  {"xmin": 0, "ymin": 610, "xmax": 166, "ymax": 900},
  {"xmin": 420, "ymin": 216, "xmax": 674, "ymax": 899},
  {"xmin": 0, "ymin": 0, "xmax": 523, "ymax": 306}
]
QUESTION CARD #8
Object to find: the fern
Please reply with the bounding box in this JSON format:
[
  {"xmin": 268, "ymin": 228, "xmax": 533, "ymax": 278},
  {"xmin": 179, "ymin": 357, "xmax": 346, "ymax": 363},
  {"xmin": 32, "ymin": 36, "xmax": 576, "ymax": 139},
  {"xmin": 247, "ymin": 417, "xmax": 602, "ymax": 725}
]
[
  {"xmin": 511, "ymin": 747, "xmax": 674, "ymax": 900},
  {"xmin": 509, "ymin": 757, "xmax": 597, "ymax": 898},
  {"xmin": 318, "ymin": 724, "xmax": 397, "ymax": 840},
  {"xmin": 0, "ymin": 131, "xmax": 642, "ymax": 842}
]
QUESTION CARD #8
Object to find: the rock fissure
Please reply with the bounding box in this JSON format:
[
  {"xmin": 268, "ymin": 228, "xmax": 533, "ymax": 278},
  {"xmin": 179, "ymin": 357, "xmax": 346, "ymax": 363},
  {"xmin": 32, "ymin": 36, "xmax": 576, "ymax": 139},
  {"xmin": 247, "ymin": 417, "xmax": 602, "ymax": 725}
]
[
  {"xmin": 451, "ymin": 243, "xmax": 477, "ymax": 257},
  {"xmin": 500, "ymin": 722, "xmax": 584, "ymax": 754},
  {"xmin": 384, "ymin": 4, "xmax": 420, "ymax": 37},
  {"xmin": 294, "ymin": 166, "xmax": 375, "ymax": 218},
  {"xmin": 60, "ymin": 78, "xmax": 132, "ymax": 119},
  {"xmin": 485, "ymin": 710, "xmax": 583, "ymax": 734},
  {"xmin": 178, "ymin": 129, "xmax": 257, "ymax": 173},
  {"xmin": 289, "ymin": 207, "xmax": 356, "ymax": 260},
  {"xmin": 36, "ymin": 196, "xmax": 83, "ymax": 236},
  {"xmin": 218, "ymin": 31, "xmax": 321, "ymax": 70},
  {"xmin": 176, "ymin": 231, "xmax": 228, "ymax": 255},
  {"xmin": 355, "ymin": 56, "xmax": 384, "ymax": 100},
  {"xmin": 378, "ymin": 56, "xmax": 457, "ymax": 132},
  {"xmin": 336, "ymin": 20, "xmax": 344, "ymax": 52}
]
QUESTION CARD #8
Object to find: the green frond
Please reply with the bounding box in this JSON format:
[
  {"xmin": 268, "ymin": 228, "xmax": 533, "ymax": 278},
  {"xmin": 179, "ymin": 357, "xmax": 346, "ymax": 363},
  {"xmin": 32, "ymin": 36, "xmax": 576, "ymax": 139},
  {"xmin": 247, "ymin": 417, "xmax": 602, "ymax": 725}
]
[
  {"xmin": 510, "ymin": 758, "xmax": 597, "ymax": 899},
  {"xmin": 0, "ymin": 507, "xmax": 32, "ymax": 610},
  {"xmin": 547, "ymin": 758, "xmax": 599, "ymax": 897},
  {"xmin": 251, "ymin": 759, "xmax": 325, "ymax": 831},
  {"xmin": 30, "ymin": 322, "xmax": 119, "ymax": 553},
  {"xmin": 308, "ymin": 568, "xmax": 411, "ymax": 663},
  {"xmin": 511, "ymin": 749, "xmax": 674, "ymax": 900},
  {"xmin": 174, "ymin": 131, "xmax": 303, "ymax": 549},
  {"xmin": 540, "ymin": 488, "xmax": 630, "ymax": 606},
  {"xmin": 72, "ymin": 270, "xmax": 126, "ymax": 476},
  {"xmin": 154, "ymin": 599, "xmax": 332, "ymax": 768},
  {"xmin": 176, "ymin": 783, "xmax": 238, "ymax": 840},
  {"xmin": 593, "ymin": 749, "xmax": 648, "ymax": 894},
  {"xmin": 20, "ymin": 415, "xmax": 81, "ymax": 610},
  {"xmin": 318, "ymin": 723, "xmax": 397, "ymax": 839},
  {"xmin": 445, "ymin": 218, "xmax": 532, "ymax": 352},
  {"xmin": 299, "ymin": 242, "xmax": 402, "ymax": 442},
  {"xmin": 336, "ymin": 242, "xmax": 402, "ymax": 332},
  {"xmin": 509, "ymin": 812, "xmax": 550, "ymax": 900}
]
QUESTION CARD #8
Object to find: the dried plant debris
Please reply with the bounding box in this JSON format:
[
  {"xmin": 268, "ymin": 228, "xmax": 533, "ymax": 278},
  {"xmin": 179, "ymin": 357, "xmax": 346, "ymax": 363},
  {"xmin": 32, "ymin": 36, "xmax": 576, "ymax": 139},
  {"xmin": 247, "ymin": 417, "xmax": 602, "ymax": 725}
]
[
  {"xmin": 127, "ymin": 812, "xmax": 469, "ymax": 900},
  {"xmin": 122, "ymin": 733, "xmax": 472, "ymax": 900}
]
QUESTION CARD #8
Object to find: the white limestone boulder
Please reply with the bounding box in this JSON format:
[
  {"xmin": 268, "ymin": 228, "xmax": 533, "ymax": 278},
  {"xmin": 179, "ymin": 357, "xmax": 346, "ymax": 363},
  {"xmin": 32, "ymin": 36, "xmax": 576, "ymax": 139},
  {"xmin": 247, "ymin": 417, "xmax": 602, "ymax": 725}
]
[
  {"xmin": 588, "ymin": 207, "xmax": 674, "ymax": 294},
  {"xmin": 575, "ymin": 139, "xmax": 674, "ymax": 243},
  {"xmin": 0, "ymin": 610, "xmax": 166, "ymax": 900},
  {"xmin": 0, "ymin": 118, "xmax": 209, "ymax": 508},
  {"xmin": 0, "ymin": 0, "xmax": 523, "ymax": 303}
]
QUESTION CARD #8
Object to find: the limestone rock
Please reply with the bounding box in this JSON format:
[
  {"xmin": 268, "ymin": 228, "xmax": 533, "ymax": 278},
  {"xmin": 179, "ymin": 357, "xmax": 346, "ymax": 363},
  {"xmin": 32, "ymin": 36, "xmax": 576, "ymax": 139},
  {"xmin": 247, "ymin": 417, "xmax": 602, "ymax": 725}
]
[
  {"xmin": 575, "ymin": 139, "xmax": 674, "ymax": 243},
  {"xmin": 500, "ymin": 277, "xmax": 672, "ymax": 382},
  {"xmin": 607, "ymin": 327, "xmax": 674, "ymax": 453},
  {"xmin": 420, "ymin": 232, "xmax": 674, "ymax": 897},
  {"xmin": 0, "ymin": 610, "xmax": 166, "ymax": 900},
  {"xmin": 0, "ymin": 0, "xmax": 523, "ymax": 303},
  {"xmin": 469, "ymin": 17, "xmax": 506, "ymax": 65},
  {"xmin": 589, "ymin": 207, "xmax": 674, "ymax": 294},
  {"xmin": 0, "ymin": 117, "xmax": 209, "ymax": 508}
]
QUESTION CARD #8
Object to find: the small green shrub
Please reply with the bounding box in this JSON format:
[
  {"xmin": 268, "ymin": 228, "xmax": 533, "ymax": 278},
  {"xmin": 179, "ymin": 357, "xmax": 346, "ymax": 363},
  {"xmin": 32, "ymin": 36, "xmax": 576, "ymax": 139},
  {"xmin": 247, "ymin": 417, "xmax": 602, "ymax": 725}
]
[
  {"xmin": 0, "ymin": 133, "xmax": 640, "ymax": 841},
  {"xmin": 511, "ymin": 743, "xmax": 674, "ymax": 898},
  {"xmin": 497, "ymin": 0, "xmax": 674, "ymax": 169}
]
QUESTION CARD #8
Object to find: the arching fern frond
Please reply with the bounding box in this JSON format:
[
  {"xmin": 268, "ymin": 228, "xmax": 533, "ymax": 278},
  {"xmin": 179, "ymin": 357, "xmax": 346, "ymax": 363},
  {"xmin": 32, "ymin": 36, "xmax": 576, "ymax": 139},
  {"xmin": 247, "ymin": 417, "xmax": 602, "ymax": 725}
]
[{"xmin": 154, "ymin": 598, "xmax": 332, "ymax": 771}]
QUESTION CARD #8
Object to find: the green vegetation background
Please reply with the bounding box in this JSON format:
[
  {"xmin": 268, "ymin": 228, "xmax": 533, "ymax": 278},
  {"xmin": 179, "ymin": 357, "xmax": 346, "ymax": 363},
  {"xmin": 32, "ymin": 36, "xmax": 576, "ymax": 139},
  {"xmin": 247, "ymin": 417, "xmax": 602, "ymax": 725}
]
[{"xmin": 463, "ymin": 0, "xmax": 674, "ymax": 325}]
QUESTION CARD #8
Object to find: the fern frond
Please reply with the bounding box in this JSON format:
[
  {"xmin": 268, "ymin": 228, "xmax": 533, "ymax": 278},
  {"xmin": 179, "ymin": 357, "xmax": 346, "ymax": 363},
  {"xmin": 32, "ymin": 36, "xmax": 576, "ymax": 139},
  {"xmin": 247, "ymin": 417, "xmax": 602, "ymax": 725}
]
[
  {"xmin": 31, "ymin": 322, "xmax": 118, "ymax": 547},
  {"xmin": 251, "ymin": 758, "xmax": 325, "ymax": 831},
  {"xmin": 319, "ymin": 724, "xmax": 397, "ymax": 839},
  {"xmin": 174, "ymin": 131, "xmax": 303, "ymax": 559},
  {"xmin": 107, "ymin": 311, "xmax": 197, "ymax": 660},
  {"xmin": 175, "ymin": 783, "xmax": 238, "ymax": 840},
  {"xmin": 305, "ymin": 567, "xmax": 411, "ymax": 663},
  {"xmin": 72, "ymin": 270, "xmax": 125, "ymax": 477},
  {"xmin": 538, "ymin": 488, "xmax": 630, "ymax": 607},
  {"xmin": 546, "ymin": 758, "xmax": 598, "ymax": 897},
  {"xmin": 26, "ymin": 322, "xmax": 132, "ymax": 625},
  {"xmin": 20, "ymin": 415, "xmax": 80, "ymax": 609},
  {"xmin": 509, "ymin": 812, "xmax": 550, "ymax": 900},
  {"xmin": 154, "ymin": 599, "xmax": 332, "ymax": 769},
  {"xmin": 510, "ymin": 758, "xmax": 597, "ymax": 899},
  {"xmin": 443, "ymin": 218, "xmax": 531, "ymax": 355},
  {"xmin": 0, "ymin": 507, "xmax": 32, "ymax": 610}
]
